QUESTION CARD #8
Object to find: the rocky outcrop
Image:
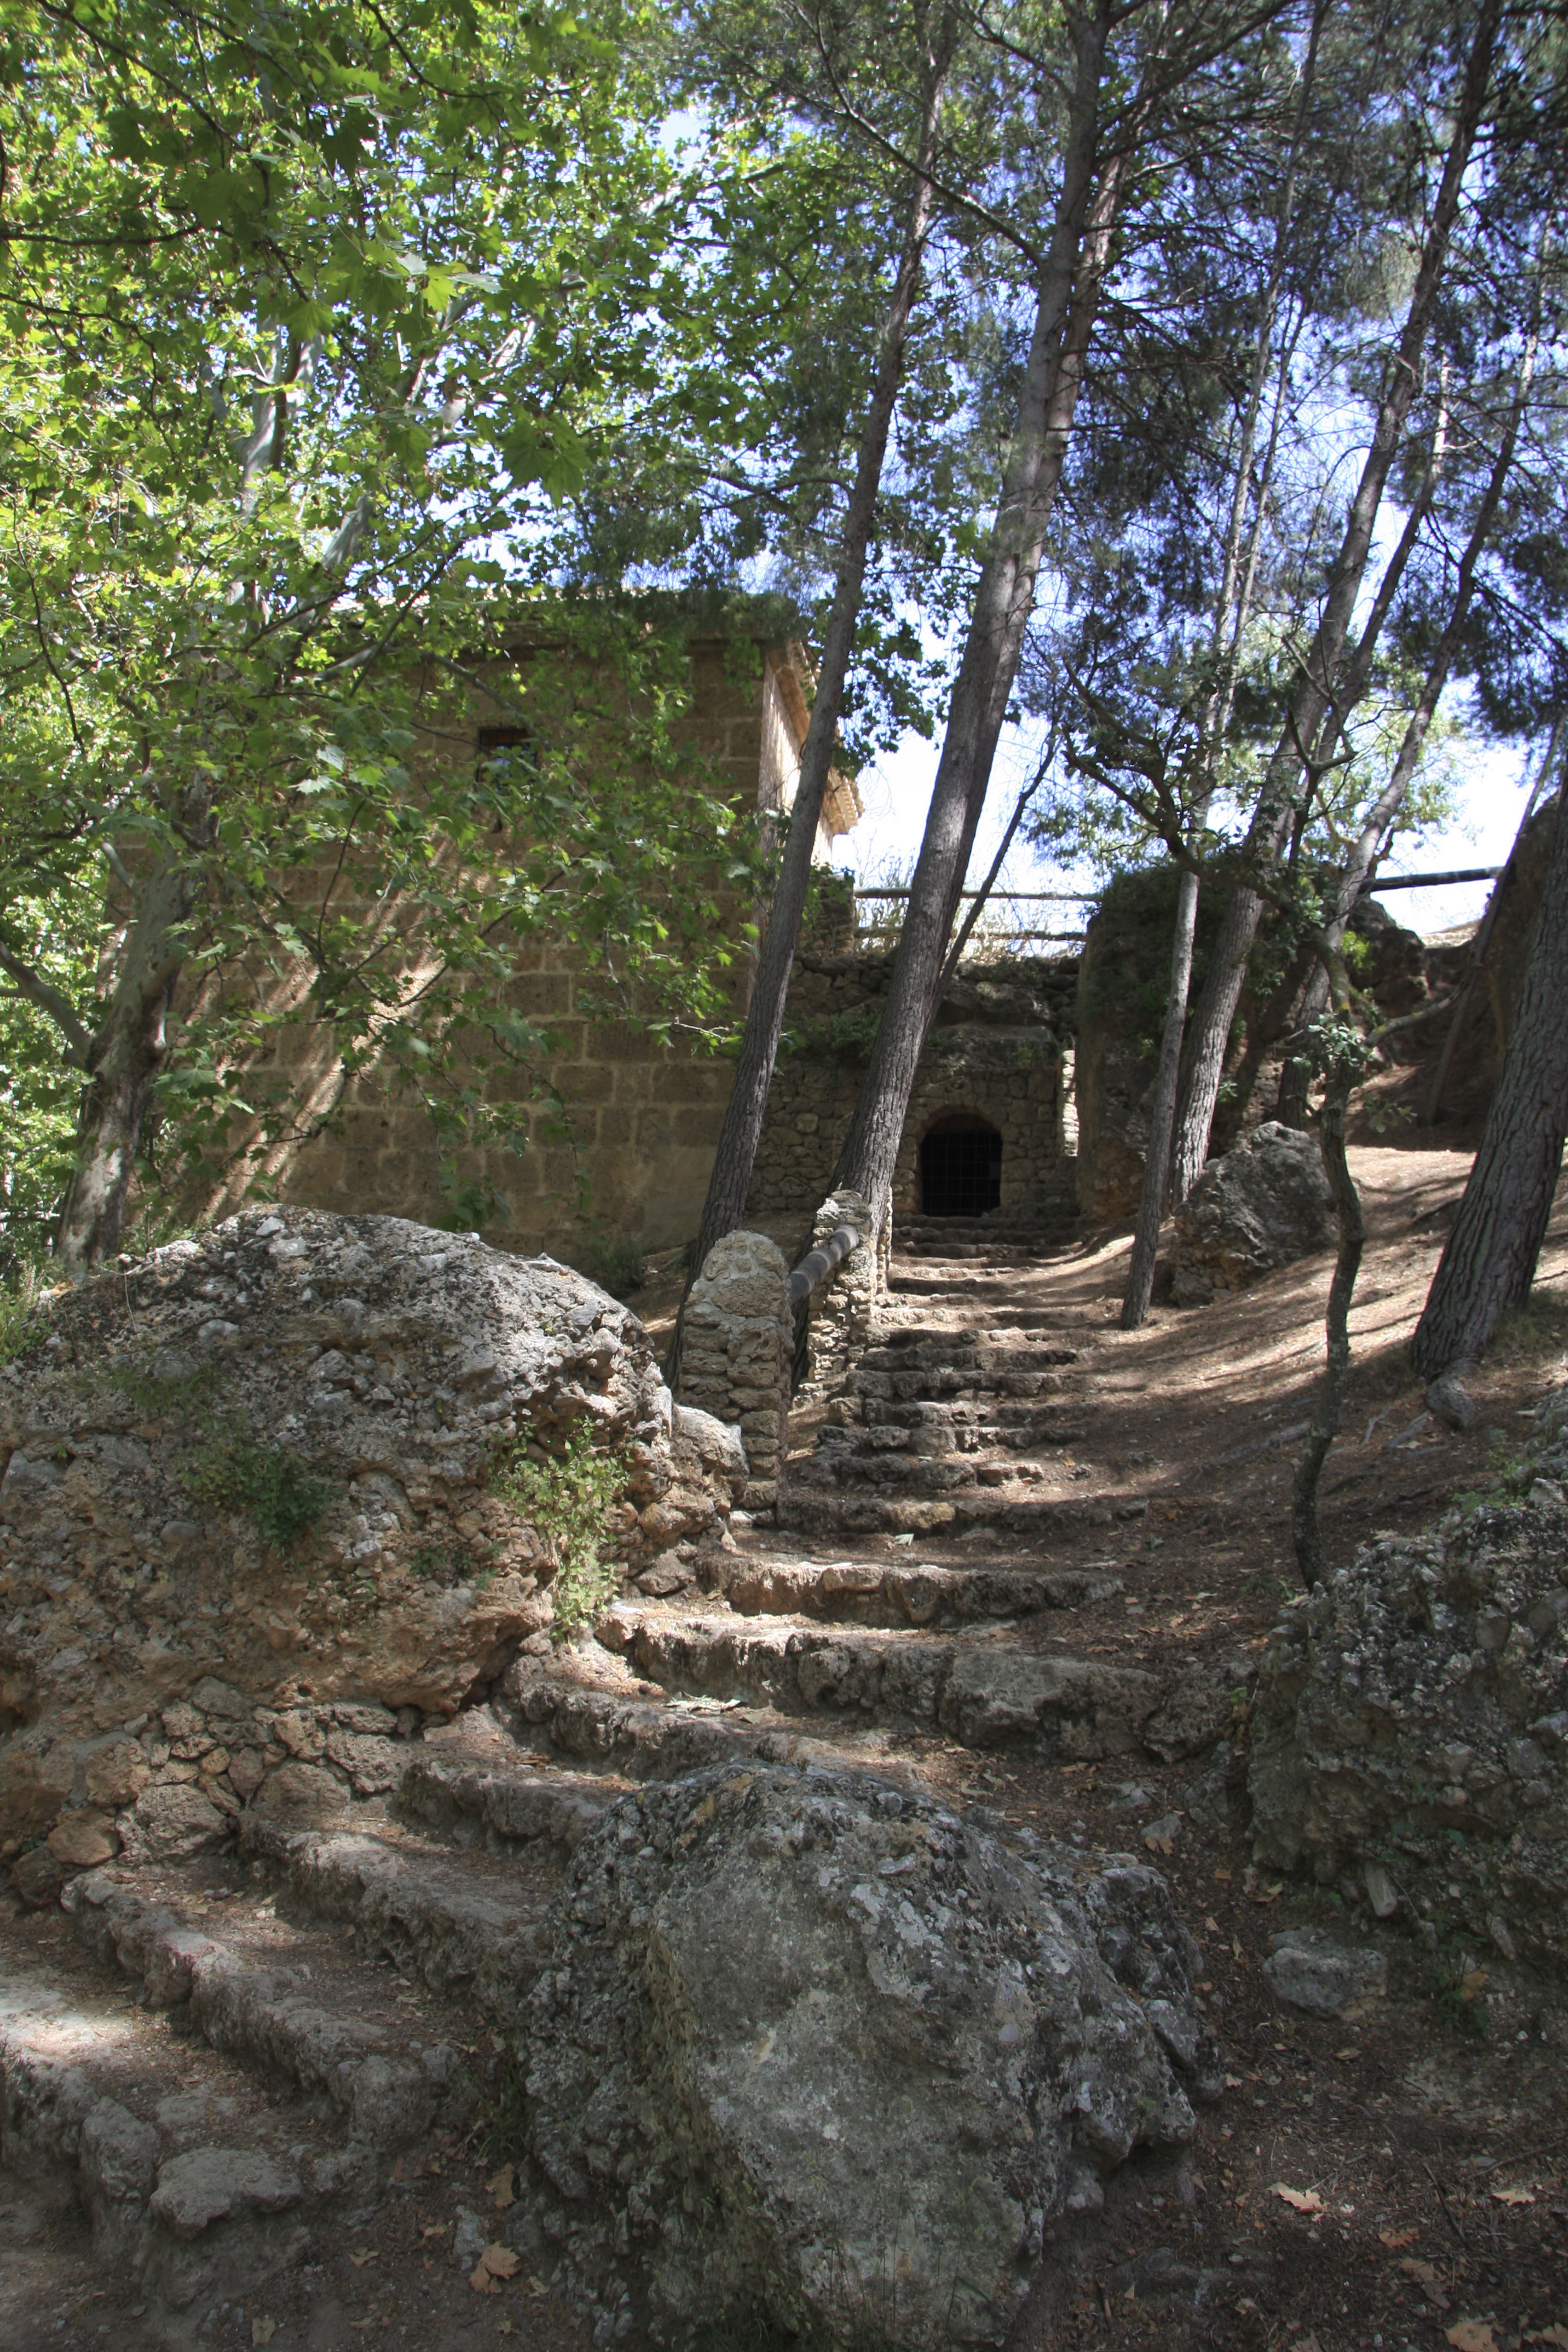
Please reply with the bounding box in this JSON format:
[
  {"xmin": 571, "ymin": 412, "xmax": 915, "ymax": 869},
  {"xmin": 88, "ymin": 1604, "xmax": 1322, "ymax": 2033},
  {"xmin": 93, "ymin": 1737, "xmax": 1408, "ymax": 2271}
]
[
  {"xmin": 1249, "ymin": 1385, "xmax": 1568, "ymax": 1968},
  {"xmin": 1169, "ymin": 1121, "xmax": 1334, "ymax": 1306},
  {"xmin": 0, "ymin": 1208, "xmax": 735, "ymax": 1879},
  {"xmin": 518, "ymin": 1761, "xmax": 1220, "ymax": 2350}
]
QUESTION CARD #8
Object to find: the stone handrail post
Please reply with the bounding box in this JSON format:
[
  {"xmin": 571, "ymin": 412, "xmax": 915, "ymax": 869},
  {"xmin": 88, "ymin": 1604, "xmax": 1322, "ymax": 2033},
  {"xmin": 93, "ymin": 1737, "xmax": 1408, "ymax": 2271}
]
[{"xmin": 673, "ymin": 1230, "xmax": 791, "ymax": 1514}]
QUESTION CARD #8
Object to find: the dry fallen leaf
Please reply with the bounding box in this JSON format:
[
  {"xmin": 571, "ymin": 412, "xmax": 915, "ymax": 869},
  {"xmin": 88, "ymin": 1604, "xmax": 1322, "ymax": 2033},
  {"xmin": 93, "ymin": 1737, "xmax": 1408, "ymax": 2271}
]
[
  {"xmin": 1399, "ymin": 2260, "xmax": 1438, "ymax": 2284},
  {"xmin": 488, "ymin": 2164, "xmax": 517, "ymax": 2210},
  {"xmin": 1524, "ymin": 2328, "xmax": 1568, "ymax": 2348},
  {"xmin": 1491, "ymin": 2185, "xmax": 1536, "ymax": 2206},
  {"xmin": 469, "ymin": 2262, "xmax": 502, "ymax": 2298},
  {"xmin": 1271, "ymin": 2184, "xmax": 1324, "ymax": 2215},
  {"xmin": 1458, "ymin": 1969, "xmax": 1489, "ymax": 2002},
  {"xmin": 1380, "ymin": 2228, "xmax": 1419, "ymax": 2249},
  {"xmin": 1290, "ymin": 2334, "xmax": 1325, "ymax": 2352},
  {"xmin": 482, "ymin": 2245, "xmax": 523, "ymax": 2281},
  {"xmin": 348, "ymin": 2249, "xmax": 377, "ymax": 2268},
  {"xmin": 1446, "ymin": 2322, "xmax": 1498, "ymax": 2352},
  {"xmin": 252, "ymin": 2323, "xmax": 277, "ymax": 2348}
]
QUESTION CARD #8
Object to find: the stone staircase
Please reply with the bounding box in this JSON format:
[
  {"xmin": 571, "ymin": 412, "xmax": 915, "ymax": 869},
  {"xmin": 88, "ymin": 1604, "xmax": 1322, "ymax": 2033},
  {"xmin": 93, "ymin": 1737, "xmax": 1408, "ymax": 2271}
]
[{"xmin": 0, "ymin": 1218, "xmax": 1236, "ymax": 2347}]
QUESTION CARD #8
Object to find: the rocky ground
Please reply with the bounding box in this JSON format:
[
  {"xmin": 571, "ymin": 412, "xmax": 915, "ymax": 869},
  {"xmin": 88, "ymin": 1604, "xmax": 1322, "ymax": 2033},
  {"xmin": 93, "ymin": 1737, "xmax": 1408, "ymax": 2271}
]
[{"xmin": 3, "ymin": 1128, "xmax": 1568, "ymax": 2352}]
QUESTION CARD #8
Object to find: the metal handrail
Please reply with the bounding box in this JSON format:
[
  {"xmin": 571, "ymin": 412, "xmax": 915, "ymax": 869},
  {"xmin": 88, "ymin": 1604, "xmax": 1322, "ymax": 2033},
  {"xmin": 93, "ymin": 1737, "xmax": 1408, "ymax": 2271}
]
[{"xmin": 787, "ymin": 1223, "xmax": 862, "ymax": 1309}]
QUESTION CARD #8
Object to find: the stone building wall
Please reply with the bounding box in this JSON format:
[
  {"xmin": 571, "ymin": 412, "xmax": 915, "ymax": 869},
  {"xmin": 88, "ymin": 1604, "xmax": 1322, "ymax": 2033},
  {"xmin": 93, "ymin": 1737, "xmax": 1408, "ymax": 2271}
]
[
  {"xmin": 192, "ymin": 633, "xmax": 861, "ymax": 1263},
  {"xmin": 748, "ymin": 951, "xmax": 1076, "ymax": 1228}
]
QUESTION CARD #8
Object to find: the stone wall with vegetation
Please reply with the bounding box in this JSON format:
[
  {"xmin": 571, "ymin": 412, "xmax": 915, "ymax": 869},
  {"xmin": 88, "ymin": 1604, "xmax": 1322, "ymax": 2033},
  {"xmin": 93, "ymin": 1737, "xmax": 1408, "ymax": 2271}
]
[
  {"xmin": 0, "ymin": 1209, "xmax": 737, "ymax": 1901},
  {"xmin": 192, "ymin": 641, "xmax": 784, "ymax": 1265}
]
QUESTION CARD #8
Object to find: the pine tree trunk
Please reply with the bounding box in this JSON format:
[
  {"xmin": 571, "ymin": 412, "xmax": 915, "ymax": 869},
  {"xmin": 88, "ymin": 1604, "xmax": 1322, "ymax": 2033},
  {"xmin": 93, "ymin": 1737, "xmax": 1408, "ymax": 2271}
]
[
  {"xmin": 55, "ymin": 858, "xmax": 193, "ymax": 1281},
  {"xmin": 1168, "ymin": 0, "xmax": 1503, "ymax": 1202},
  {"xmin": 1120, "ymin": 861, "xmax": 1202, "ymax": 1325},
  {"xmin": 831, "ymin": 2, "xmax": 1118, "ymax": 1223},
  {"xmin": 666, "ymin": 18, "xmax": 956, "ymax": 1379},
  {"xmin": 1411, "ymin": 783, "xmax": 1568, "ymax": 1381}
]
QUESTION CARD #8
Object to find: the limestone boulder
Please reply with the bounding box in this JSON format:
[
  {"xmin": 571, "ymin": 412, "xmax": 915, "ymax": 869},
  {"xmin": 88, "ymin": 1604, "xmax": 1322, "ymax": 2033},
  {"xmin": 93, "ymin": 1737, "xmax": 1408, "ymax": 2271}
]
[
  {"xmin": 1249, "ymin": 1387, "xmax": 1568, "ymax": 1967},
  {"xmin": 1170, "ymin": 1121, "xmax": 1334, "ymax": 1306},
  {"xmin": 517, "ymin": 1762, "xmax": 1219, "ymax": 2349},
  {"xmin": 0, "ymin": 1206, "xmax": 721, "ymax": 1879}
]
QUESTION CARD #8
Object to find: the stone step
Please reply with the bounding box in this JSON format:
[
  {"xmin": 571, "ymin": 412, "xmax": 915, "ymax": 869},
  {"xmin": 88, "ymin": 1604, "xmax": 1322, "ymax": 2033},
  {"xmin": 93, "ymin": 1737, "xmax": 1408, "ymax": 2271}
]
[
  {"xmin": 503, "ymin": 1669, "xmax": 907, "ymax": 1782},
  {"xmin": 0, "ymin": 1904, "xmax": 360, "ymax": 2325},
  {"xmin": 709, "ymin": 1556, "xmax": 1121, "ymax": 1625},
  {"xmin": 584, "ymin": 1610, "xmax": 1164, "ymax": 1758},
  {"xmin": 60, "ymin": 1866, "xmax": 478, "ymax": 2184},
  {"xmin": 834, "ymin": 1401, "xmax": 1085, "ymax": 1452},
  {"xmin": 237, "ymin": 1813, "xmax": 570, "ymax": 2030},
  {"xmin": 777, "ymin": 1484, "xmax": 1150, "ymax": 1539}
]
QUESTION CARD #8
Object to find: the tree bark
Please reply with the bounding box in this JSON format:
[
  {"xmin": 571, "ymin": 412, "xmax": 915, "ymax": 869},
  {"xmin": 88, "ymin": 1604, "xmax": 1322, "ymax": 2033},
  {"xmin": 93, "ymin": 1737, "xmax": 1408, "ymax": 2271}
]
[
  {"xmin": 1411, "ymin": 781, "xmax": 1568, "ymax": 1381},
  {"xmin": 1118, "ymin": 0, "xmax": 1332, "ymax": 1329},
  {"xmin": 1167, "ymin": 0, "xmax": 1503, "ymax": 1202},
  {"xmin": 667, "ymin": 12, "xmax": 956, "ymax": 1373},
  {"xmin": 830, "ymin": 0, "xmax": 1118, "ymax": 1227},
  {"xmin": 54, "ymin": 852, "xmax": 195, "ymax": 1280},
  {"xmin": 1291, "ymin": 1061, "xmax": 1364, "ymax": 1584}
]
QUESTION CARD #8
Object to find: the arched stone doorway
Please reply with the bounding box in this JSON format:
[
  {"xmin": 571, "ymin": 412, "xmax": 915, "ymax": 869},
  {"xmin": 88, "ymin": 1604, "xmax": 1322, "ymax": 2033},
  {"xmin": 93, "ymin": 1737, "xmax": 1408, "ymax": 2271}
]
[{"xmin": 919, "ymin": 1112, "xmax": 1002, "ymax": 1218}]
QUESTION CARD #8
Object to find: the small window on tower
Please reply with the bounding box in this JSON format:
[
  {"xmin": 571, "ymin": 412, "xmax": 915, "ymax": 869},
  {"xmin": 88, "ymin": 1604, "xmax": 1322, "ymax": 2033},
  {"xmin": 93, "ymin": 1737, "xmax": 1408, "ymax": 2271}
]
[{"xmin": 475, "ymin": 724, "xmax": 537, "ymax": 828}]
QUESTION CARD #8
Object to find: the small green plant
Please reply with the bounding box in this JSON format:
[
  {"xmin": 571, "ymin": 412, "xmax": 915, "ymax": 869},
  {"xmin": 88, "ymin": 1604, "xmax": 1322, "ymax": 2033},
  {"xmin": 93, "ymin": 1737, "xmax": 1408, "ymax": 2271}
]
[
  {"xmin": 0, "ymin": 1266, "xmax": 43, "ymax": 1363},
  {"xmin": 110, "ymin": 1358, "xmax": 228, "ymax": 1423},
  {"xmin": 1428, "ymin": 1944, "xmax": 1491, "ymax": 2039},
  {"xmin": 493, "ymin": 1422, "xmax": 625, "ymax": 1639},
  {"xmin": 1244, "ymin": 1570, "xmax": 1295, "ymax": 1601},
  {"xmin": 185, "ymin": 1430, "xmax": 332, "ymax": 1551},
  {"xmin": 433, "ymin": 1168, "xmax": 509, "ymax": 1234}
]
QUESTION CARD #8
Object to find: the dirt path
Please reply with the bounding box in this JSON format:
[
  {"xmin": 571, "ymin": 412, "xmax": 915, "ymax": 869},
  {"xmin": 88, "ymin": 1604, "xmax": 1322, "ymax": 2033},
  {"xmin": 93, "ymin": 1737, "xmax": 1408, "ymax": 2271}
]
[{"xmin": 731, "ymin": 1136, "xmax": 1568, "ymax": 2352}]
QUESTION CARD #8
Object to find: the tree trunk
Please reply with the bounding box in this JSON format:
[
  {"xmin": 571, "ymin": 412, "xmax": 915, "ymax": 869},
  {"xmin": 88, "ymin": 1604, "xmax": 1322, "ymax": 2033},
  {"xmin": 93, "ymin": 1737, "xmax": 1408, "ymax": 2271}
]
[
  {"xmin": 1411, "ymin": 781, "xmax": 1568, "ymax": 1381},
  {"xmin": 831, "ymin": 1, "xmax": 1118, "ymax": 1225},
  {"xmin": 667, "ymin": 14, "xmax": 956, "ymax": 1374},
  {"xmin": 1291, "ymin": 1063, "xmax": 1364, "ymax": 1584},
  {"xmin": 55, "ymin": 857, "xmax": 193, "ymax": 1281},
  {"xmin": 1276, "ymin": 338, "xmax": 1535, "ymax": 1129},
  {"xmin": 1168, "ymin": 0, "xmax": 1503, "ymax": 1202}
]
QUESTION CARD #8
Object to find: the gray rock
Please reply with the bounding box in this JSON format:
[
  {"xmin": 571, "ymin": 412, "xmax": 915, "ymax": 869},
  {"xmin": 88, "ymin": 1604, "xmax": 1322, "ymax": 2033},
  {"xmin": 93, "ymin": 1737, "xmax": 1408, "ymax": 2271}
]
[
  {"xmin": 250, "ymin": 1762, "xmax": 352, "ymax": 1826},
  {"xmin": 149, "ymin": 2148, "xmax": 302, "ymax": 2238},
  {"xmin": 1143, "ymin": 1655, "xmax": 1251, "ymax": 1762},
  {"xmin": 937, "ymin": 1650, "xmax": 1160, "ymax": 1755},
  {"xmin": 1250, "ymin": 1396, "xmax": 1568, "ymax": 1967},
  {"xmin": 80, "ymin": 2096, "xmax": 161, "ymax": 2223},
  {"xmin": 1262, "ymin": 1926, "xmax": 1387, "ymax": 2019},
  {"xmin": 519, "ymin": 1762, "xmax": 1219, "ymax": 2350},
  {"xmin": 118, "ymin": 1783, "xmax": 229, "ymax": 1864},
  {"xmin": 672, "ymin": 1405, "xmax": 750, "ymax": 1488},
  {"xmin": 1170, "ymin": 1121, "xmax": 1334, "ymax": 1306},
  {"xmin": 1427, "ymin": 1371, "xmax": 1477, "ymax": 1431},
  {"xmin": 12, "ymin": 1843, "xmax": 63, "ymax": 1907}
]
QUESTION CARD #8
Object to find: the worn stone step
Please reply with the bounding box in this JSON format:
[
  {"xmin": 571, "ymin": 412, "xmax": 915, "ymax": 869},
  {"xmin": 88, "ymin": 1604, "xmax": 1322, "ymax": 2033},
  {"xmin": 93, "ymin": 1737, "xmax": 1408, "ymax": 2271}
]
[
  {"xmin": 792, "ymin": 1449, "xmax": 982, "ymax": 1493},
  {"xmin": 236, "ymin": 1813, "xmax": 571, "ymax": 2030},
  {"xmin": 501, "ymin": 1670, "xmax": 908, "ymax": 1782},
  {"xmin": 585, "ymin": 1609, "xmax": 1164, "ymax": 1758},
  {"xmin": 60, "ymin": 1866, "xmax": 478, "ymax": 2182},
  {"xmin": 859, "ymin": 1394, "xmax": 1081, "ymax": 1435},
  {"xmin": 777, "ymin": 1484, "xmax": 1151, "ymax": 1539},
  {"xmin": 709, "ymin": 1556, "xmax": 1121, "ymax": 1625},
  {"xmin": 859, "ymin": 1336, "xmax": 1082, "ymax": 1371},
  {"xmin": 0, "ymin": 1906, "xmax": 351, "ymax": 2324}
]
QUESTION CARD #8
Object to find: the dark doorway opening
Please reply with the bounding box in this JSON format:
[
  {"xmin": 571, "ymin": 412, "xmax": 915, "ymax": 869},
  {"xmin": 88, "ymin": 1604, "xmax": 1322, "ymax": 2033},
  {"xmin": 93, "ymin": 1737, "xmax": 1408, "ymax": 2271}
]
[{"xmin": 920, "ymin": 1115, "xmax": 1002, "ymax": 1218}]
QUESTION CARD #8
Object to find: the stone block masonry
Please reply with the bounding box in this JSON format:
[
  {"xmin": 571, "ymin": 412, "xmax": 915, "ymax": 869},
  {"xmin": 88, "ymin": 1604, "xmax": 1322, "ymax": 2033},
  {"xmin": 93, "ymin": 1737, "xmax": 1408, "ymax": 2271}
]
[
  {"xmin": 798, "ymin": 1187, "xmax": 876, "ymax": 1398},
  {"xmin": 674, "ymin": 1229, "xmax": 793, "ymax": 1512},
  {"xmin": 749, "ymin": 950, "xmax": 1076, "ymax": 1223}
]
